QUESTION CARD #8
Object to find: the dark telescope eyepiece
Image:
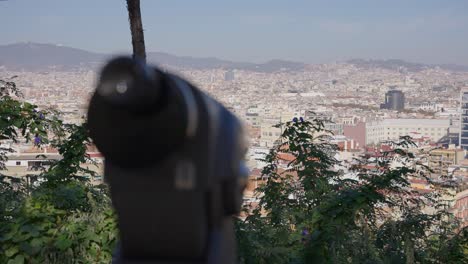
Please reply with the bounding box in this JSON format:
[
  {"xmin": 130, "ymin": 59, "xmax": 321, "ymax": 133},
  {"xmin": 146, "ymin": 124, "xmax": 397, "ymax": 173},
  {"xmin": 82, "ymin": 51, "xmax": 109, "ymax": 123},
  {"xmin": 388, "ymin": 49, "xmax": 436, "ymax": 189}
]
[
  {"xmin": 96, "ymin": 57, "xmax": 162, "ymax": 112},
  {"xmin": 88, "ymin": 56, "xmax": 247, "ymax": 264},
  {"xmin": 88, "ymin": 57, "xmax": 188, "ymax": 167}
]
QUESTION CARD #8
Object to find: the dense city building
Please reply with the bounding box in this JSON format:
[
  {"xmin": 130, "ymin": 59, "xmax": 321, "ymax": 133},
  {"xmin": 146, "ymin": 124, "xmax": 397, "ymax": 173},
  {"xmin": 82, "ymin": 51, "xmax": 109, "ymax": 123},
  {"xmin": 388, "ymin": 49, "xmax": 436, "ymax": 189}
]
[
  {"xmin": 460, "ymin": 88, "xmax": 468, "ymax": 150},
  {"xmin": 224, "ymin": 70, "xmax": 235, "ymax": 81},
  {"xmin": 382, "ymin": 118, "xmax": 450, "ymax": 142},
  {"xmin": 380, "ymin": 89, "xmax": 405, "ymax": 110},
  {"xmin": 429, "ymin": 147, "xmax": 465, "ymax": 177},
  {"xmin": 3, "ymin": 55, "xmax": 468, "ymax": 226}
]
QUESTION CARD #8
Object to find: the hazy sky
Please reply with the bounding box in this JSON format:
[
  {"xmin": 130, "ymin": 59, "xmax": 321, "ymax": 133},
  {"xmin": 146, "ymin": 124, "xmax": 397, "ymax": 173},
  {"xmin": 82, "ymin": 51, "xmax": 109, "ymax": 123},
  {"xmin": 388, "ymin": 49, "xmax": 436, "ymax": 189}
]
[{"xmin": 1, "ymin": 0, "xmax": 467, "ymax": 65}]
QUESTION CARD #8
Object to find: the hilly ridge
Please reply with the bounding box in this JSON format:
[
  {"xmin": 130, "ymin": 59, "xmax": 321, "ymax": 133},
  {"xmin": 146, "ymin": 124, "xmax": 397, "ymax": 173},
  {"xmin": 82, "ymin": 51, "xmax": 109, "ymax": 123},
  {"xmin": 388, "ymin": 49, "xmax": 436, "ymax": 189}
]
[
  {"xmin": 347, "ymin": 58, "xmax": 468, "ymax": 72},
  {"xmin": 0, "ymin": 42, "xmax": 105, "ymax": 71},
  {"xmin": 1, "ymin": 42, "xmax": 467, "ymax": 72},
  {"xmin": 0, "ymin": 42, "xmax": 307, "ymax": 72}
]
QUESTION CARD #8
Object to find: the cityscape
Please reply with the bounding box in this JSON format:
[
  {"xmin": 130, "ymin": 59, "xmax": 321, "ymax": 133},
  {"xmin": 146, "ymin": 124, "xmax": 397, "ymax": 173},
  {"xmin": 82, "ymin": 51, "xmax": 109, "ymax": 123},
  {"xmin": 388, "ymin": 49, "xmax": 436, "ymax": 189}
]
[
  {"xmin": 2, "ymin": 42, "xmax": 468, "ymax": 227},
  {"xmin": 2, "ymin": 1, "xmax": 468, "ymax": 262}
]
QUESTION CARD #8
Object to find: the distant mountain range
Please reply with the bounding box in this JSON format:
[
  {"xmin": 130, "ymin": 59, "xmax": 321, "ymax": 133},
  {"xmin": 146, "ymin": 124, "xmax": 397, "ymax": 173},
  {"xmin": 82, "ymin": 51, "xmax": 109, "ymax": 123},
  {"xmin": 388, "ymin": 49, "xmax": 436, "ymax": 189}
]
[
  {"xmin": 0, "ymin": 42, "xmax": 104, "ymax": 71},
  {"xmin": 347, "ymin": 58, "xmax": 468, "ymax": 72},
  {"xmin": 0, "ymin": 42, "xmax": 307, "ymax": 72},
  {"xmin": 0, "ymin": 42, "xmax": 467, "ymax": 73}
]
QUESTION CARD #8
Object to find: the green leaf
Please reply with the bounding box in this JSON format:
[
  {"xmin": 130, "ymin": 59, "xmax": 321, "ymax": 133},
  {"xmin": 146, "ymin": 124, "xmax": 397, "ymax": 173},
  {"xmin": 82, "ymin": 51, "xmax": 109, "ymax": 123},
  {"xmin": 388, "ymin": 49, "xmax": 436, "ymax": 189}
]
[
  {"xmin": 54, "ymin": 236, "xmax": 72, "ymax": 251},
  {"xmin": 5, "ymin": 247, "xmax": 19, "ymax": 257},
  {"xmin": 0, "ymin": 231, "xmax": 15, "ymax": 242},
  {"xmin": 27, "ymin": 238, "xmax": 43, "ymax": 255},
  {"xmin": 89, "ymin": 233, "xmax": 101, "ymax": 243},
  {"xmin": 7, "ymin": 254, "xmax": 24, "ymax": 264}
]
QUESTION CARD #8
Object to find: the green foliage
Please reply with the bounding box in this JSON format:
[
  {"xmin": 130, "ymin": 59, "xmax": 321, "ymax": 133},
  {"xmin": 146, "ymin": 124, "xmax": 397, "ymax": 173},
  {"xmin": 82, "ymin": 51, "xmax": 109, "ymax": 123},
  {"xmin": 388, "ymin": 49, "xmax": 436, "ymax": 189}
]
[
  {"xmin": 32, "ymin": 122, "xmax": 104, "ymax": 212},
  {"xmin": 0, "ymin": 175, "xmax": 25, "ymax": 220},
  {"xmin": 0, "ymin": 78, "xmax": 117, "ymax": 263},
  {"xmin": 0, "ymin": 198, "xmax": 117, "ymax": 263},
  {"xmin": 47, "ymin": 123, "xmax": 96, "ymax": 179},
  {"xmin": 237, "ymin": 118, "xmax": 468, "ymax": 263}
]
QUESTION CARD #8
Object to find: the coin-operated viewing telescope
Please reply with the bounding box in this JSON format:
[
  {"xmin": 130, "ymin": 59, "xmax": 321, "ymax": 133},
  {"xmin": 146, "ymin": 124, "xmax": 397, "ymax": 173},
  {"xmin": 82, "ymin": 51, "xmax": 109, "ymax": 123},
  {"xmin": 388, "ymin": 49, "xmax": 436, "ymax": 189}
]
[{"xmin": 87, "ymin": 57, "xmax": 248, "ymax": 264}]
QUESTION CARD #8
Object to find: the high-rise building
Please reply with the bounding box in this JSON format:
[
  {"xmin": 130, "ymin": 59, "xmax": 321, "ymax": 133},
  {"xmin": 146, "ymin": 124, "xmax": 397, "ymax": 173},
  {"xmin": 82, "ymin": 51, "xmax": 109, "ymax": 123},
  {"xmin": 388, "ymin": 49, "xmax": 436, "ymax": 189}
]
[
  {"xmin": 224, "ymin": 70, "xmax": 235, "ymax": 81},
  {"xmin": 380, "ymin": 90, "xmax": 405, "ymax": 110},
  {"xmin": 459, "ymin": 89, "xmax": 468, "ymax": 150}
]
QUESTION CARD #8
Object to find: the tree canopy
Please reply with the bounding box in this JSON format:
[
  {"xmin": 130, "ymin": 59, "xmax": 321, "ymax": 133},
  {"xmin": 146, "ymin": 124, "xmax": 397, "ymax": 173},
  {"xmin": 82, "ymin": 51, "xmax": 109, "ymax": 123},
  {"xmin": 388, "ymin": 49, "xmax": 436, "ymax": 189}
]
[
  {"xmin": 236, "ymin": 118, "xmax": 467, "ymax": 264},
  {"xmin": 0, "ymin": 78, "xmax": 117, "ymax": 264}
]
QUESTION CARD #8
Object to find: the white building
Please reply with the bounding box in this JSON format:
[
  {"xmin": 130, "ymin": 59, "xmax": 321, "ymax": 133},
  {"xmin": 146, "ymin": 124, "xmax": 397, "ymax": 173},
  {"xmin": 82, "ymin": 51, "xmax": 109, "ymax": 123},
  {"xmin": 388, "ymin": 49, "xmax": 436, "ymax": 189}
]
[
  {"xmin": 382, "ymin": 119, "xmax": 450, "ymax": 142},
  {"xmin": 364, "ymin": 119, "xmax": 451, "ymax": 146},
  {"xmin": 416, "ymin": 102, "xmax": 444, "ymax": 112},
  {"xmin": 259, "ymin": 123, "xmax": 282, "ymax": 148},
  {"xmin": 338, "ymin": 116, "xmax": 357, "ymax": 125},
  {"xmin": 244, "ymin": 112, "xmax": 261, "ymax": 127},
  {"xmin": 366, "ymin": 121, "xmax": 386, "ymax": 145},
  {"xmin": 246, "ymin": 147, "xmax": 270, "ymax": 169}
]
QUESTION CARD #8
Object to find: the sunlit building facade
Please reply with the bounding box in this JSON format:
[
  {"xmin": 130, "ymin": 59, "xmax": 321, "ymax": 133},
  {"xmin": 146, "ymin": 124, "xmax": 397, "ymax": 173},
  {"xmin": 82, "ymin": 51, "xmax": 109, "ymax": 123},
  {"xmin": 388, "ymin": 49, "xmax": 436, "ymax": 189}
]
[{"xmin": 460, "ymin": 89, "xmax": 468, "ymax": 150}]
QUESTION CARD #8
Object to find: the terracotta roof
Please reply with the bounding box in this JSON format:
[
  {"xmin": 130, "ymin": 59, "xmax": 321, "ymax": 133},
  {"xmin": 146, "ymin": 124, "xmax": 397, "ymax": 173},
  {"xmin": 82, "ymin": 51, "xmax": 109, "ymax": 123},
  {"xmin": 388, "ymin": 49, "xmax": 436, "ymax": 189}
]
[
  {"xmin": 22, "ymin": 146, "xmax": 58, "ymax": 153},
  {"xmin": 277, "ymin": 152, "xmax": 295, "ymax": 162},
  {"xmin": 250, "ymin": 168, "xmax": 262, "ymax": 177},
  {"xmin": 409, "ymin": 178, "xmax": 429, "ymax": 184},
  {"xmin": 87, "ymin": 152, "xmax": 103, "ymax": 158},
  {"xmin": 412, "ymin": 188, "xmax": 433, "ymax": 194}
]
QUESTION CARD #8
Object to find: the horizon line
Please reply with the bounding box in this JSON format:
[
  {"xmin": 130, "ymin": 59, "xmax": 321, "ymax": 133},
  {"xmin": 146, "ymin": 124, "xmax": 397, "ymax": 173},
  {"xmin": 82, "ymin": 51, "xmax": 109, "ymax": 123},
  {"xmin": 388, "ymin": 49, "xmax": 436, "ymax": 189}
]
[{"xmin": 2, "ymin": 41, "xmax": 468, "ymax": 68}]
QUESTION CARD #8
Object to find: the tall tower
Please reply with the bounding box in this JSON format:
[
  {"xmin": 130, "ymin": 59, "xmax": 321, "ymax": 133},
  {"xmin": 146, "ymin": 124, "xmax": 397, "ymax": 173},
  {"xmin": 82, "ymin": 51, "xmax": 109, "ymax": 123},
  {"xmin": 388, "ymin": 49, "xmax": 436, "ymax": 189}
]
[
  {"xmin": 224, "ymin": 70, "xmax": 235, "ymax": 81},
  {"xmin": 460, "ymin": 89, "xmax": 468, "ymax": 150},
  {"xmin": 380, "ymin": 90, "xmax": 405, "ymax": 110}
]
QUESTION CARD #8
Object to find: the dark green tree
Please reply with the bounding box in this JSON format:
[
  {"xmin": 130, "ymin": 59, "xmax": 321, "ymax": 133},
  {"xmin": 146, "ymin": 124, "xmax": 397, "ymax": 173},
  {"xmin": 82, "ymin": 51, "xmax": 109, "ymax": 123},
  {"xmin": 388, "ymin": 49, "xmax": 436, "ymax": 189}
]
[
  {"xmin": 237, "ymin": 118, "xmax": 467, "ymax": 264},
  {"xmin": 0, "ymin": 79, "xmax": 117, "ymax": 263}
]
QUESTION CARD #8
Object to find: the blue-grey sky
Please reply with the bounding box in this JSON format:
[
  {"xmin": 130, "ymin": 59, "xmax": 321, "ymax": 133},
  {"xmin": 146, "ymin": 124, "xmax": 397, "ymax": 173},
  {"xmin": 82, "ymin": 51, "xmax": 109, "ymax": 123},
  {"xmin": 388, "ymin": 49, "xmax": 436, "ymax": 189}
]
[{"xmin": 1, "ymin": 0, "xmax": 467, "ymax": 65}]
